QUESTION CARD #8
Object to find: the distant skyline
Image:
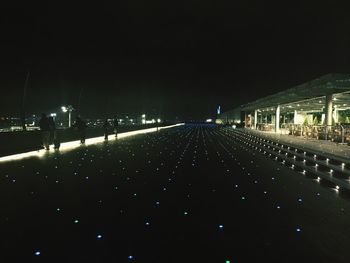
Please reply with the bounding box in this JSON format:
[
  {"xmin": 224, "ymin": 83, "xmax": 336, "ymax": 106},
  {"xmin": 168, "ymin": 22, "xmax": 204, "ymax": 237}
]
[{"xmin": 1, "ymin": 2, "xmax": 350, "ymax": 120}]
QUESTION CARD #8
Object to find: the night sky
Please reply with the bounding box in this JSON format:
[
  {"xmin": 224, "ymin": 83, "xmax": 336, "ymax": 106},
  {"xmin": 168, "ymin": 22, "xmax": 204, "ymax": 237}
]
[{"xmin": 1, "ymin": 1, "xmax": 350, "ymax": 120}]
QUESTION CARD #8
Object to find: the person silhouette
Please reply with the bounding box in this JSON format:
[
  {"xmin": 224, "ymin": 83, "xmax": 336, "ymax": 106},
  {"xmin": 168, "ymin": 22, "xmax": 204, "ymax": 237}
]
[
  {"xmin": 74, "ymin": 117, "xmax": 87, "ymax": 144},
  {"xmin": 48, "ymin": 117, "xmax": 60, "ymax": 149},
  {"xmin": 113, "ymin": 116, "xmax": 119, "ymax": 138},
  {"xmin": 39, "ymin": 113, "xmax": 50, "ymax": 150},
  {"xmin": 103, "ymin": 119, "xmax": 111, "ymax": 141}
]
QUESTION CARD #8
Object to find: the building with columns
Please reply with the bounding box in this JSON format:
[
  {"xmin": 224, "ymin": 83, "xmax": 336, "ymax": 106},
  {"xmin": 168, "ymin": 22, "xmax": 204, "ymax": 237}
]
[{"xmin": 217, "ymin": 74, "xmax": 350, "ymax": 133}]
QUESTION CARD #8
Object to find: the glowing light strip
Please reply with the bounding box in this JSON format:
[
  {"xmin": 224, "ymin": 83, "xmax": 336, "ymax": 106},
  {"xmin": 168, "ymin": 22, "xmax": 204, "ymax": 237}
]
[{"xmin": 0, "ymin": 123, "xmax": 184, "ymax": 163}]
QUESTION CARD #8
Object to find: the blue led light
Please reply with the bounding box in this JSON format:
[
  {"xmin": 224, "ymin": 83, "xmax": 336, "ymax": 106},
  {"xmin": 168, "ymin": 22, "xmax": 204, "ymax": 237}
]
[{"xmin": 34, "ymin": 251, "xmax": 41, "ymax": 256}]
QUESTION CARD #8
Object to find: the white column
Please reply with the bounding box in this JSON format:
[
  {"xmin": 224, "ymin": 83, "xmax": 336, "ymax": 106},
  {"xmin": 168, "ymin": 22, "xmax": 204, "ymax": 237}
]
[
  {"xmin": 68, "ymin": 111, "xmax": 72, "ymax": 128},
  {"xmin": 294, "ymin": 110, "xmax": 298, "ymax": 124},
  {"xmin": 254, "ymin": 110, "xmax": 258, "ymax": 129},
  {"xmin": 275, "ymin": 105, "xmax": 280, "ymax": 133},
  {"xmin": 325, "ymin": 94, "xmax": 333, "ymax": 126},
  {"xmin": 333, "ymin": 108, "xmax": 338, "ymax": 124}
]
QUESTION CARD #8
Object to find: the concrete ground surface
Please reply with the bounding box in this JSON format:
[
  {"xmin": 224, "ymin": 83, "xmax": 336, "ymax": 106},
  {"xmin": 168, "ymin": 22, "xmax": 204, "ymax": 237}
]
[{"xmin": 1, "ymin": 124, "xmax": 350, "ymax": 263}]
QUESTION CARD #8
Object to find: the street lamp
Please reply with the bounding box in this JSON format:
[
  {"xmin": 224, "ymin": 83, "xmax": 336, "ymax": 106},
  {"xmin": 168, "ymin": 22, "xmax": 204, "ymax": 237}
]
[
  {"xmin": 50, "ymin": 113, "xmax": 57, "ymax": 122},
  {"xmin": 141, "ymin": 114, "xmax": 146, "ymax": 124},
  {"xmin": 61, "ymin": 105, "xmax": 74, "ymax": 128}
]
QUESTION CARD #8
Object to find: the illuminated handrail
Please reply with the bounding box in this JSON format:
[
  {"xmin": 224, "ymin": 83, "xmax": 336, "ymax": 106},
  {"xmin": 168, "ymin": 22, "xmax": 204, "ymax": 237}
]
[{"xmin": 0, "ymin": 123, "xmax": 184, "ymax": 163}]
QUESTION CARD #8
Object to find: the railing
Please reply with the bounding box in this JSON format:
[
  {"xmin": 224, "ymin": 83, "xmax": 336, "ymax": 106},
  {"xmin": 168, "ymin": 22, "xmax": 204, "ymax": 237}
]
[
  {"xmin": 280, "ymin": 124, "xmax": 350, "ymax": 144},
  {"xmin": 254, "ymin": 123, "xmax": 350, "ymax": 145},
  {"xmin": 256, "ymin": 123, "xmax": 274, "ymax": 131}
]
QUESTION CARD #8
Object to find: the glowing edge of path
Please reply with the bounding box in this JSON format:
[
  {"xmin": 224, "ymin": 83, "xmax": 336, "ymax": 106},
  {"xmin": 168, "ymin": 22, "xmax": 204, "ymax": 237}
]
[{"xmin": 0, "ymin": 123, "xmax": 184, "ymax": 163}]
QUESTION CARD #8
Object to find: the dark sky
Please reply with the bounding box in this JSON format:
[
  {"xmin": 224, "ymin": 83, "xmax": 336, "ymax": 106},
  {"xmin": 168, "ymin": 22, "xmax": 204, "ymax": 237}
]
[{"xmin": 1, "ymin": 1, "xmax": 350, "ymax": 120}]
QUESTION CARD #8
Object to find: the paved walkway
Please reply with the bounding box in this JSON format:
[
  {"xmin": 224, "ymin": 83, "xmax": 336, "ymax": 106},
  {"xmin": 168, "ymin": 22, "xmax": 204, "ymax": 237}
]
[
  {"xmin": 1, "ymin": 124, "xmax": 350, "ymax": 262},
  {"xmin": 243, "ymin": 128, "xmax": 350, "ymax": 162}
]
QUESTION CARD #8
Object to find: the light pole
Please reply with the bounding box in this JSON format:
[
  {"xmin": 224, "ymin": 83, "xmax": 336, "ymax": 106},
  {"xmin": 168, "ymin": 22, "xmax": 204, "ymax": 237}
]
[
  {"xmin": 50, "ymin": 113, "xmax": 57, "ymax": 122},
  {"xmin": 157, "ymin": 118, "xmax": 161, "ymax": 132},
  {"xmin": 62, "ymin": 105, "xmax": 74, "ymax": 128},
  {"xmin": 20, "ymin": 71, "xmax": 30, "ymax": 131}
]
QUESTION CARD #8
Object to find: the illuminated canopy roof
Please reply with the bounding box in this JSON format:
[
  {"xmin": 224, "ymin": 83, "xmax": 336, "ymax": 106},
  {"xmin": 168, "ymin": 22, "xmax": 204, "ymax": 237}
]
[{"xmin": 221, "ymin": 74, "xmax": 350, "ymax": 119}]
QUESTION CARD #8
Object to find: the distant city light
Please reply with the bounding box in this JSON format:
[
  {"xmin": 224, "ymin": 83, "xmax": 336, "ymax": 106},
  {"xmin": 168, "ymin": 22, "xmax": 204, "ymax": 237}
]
[
  {"xmin": 206, "ymin": 119, "xmax": 213, "ymax": 122},
  {"xmin": 61, "ymin": 106, "xmax": 67, "ymax": 112}
]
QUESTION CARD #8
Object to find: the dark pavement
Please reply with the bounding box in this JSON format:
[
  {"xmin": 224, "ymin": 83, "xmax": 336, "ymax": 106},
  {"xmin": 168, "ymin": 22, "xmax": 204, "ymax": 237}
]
[{"xmin": 1, "ymin": 124, "xmax": 350, "ymax": 263}]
